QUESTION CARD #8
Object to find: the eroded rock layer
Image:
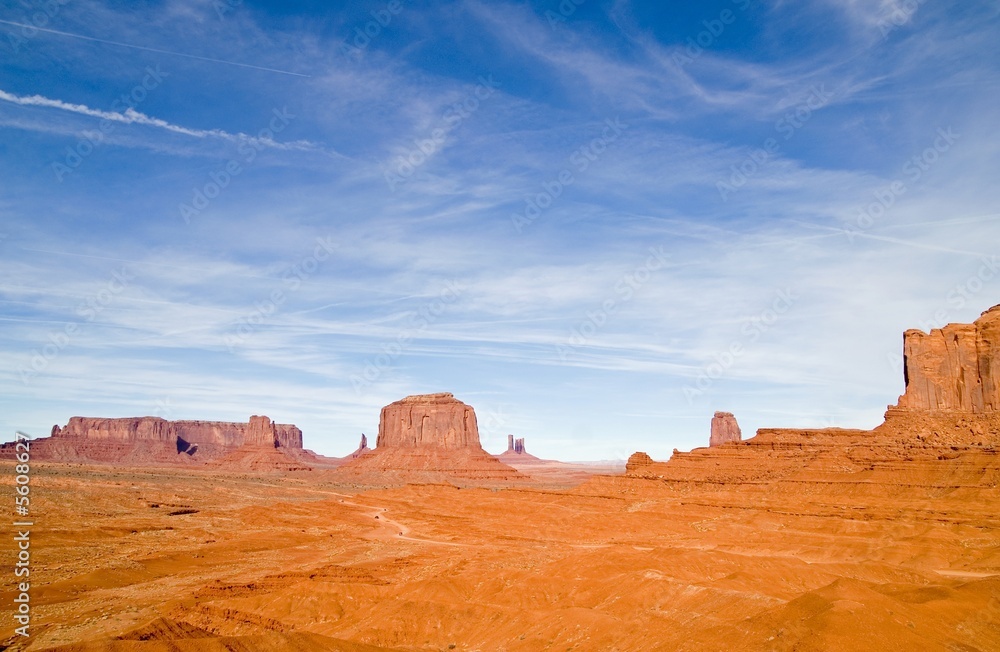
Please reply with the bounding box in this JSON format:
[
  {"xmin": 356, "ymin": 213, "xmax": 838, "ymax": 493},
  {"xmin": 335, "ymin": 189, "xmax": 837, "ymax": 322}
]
[
  {"xmin": 335, "ymin": 393, "xmax": 525, "ymax": 486},
  {"xmin": 51, "ymin": 416, "xmax": 303, "ymax": 449},
  {"xmin": 376, "ymin": 392, "xmax": 480, "ymax": 449},
  {"xmin": 620, "ymin": 305, "xmax": 1000, "ymax": 487},
  {"xmin": 625, "ymin": 451, "xmax": 655, "ymax": 474},
  {"xmin": 13, "ymin": 415, "xmax": 307, "ymax": 467},
  {"xmin": 709, "ymin": 411, "xmax": 742, "ymax": 447},
  {"xmin": 896, "ymin": 304, "xmax": 1000, "ymax": 412}
]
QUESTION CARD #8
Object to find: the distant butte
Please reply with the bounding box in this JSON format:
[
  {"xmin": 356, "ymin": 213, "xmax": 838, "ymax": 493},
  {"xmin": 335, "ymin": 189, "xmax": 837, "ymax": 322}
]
[
  {"xmin": 625, "ymin": 451, "xmax": 655, "ymax": 475},
  {"xmin": 350, "ymin": 433, "xmax": 371, "ymax": 458},
  {"xmin": 709, "ymin": 411, "xmax": 742, "ymax": 447},
  {"xmin": 332, "ymin": 393, "xmax": 525, "ymax": 486},
  {"xmin": 495, "ymin": 434, "xmax": 542, "ymax": 463},
  {"xmin": 8, "ymin": 415, "xmax": 318, "ymax": 469}
]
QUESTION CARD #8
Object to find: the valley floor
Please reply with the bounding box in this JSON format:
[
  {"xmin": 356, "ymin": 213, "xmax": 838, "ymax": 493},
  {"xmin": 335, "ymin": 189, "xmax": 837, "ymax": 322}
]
[{"xmin": 1, "ymin": 458, "xmax": 998, "ymax": 651}]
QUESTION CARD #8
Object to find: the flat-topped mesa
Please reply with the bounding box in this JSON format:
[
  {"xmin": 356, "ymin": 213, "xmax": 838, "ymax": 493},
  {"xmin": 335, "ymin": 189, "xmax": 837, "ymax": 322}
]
[
  {"xmin": 334, "ymin": 393, "xmax": 525, "ymax": 486},
  {"xmin": 377, "ymin": 392, "xmax": 482, "ymax": 450},
  {"xmin": 709, "ymin": 411, "xmax": 742, "ymax": 447},
  {"xmin": 894, "ymin": 304, "xmax": 1000, "ymax": 413},
  {"xmin": 47, "ymin": 415, "xmax": 303, "ymax": 451},
  {"xmin": 52, "ymin": 417, "xmax": 174, "ymax": 442}
]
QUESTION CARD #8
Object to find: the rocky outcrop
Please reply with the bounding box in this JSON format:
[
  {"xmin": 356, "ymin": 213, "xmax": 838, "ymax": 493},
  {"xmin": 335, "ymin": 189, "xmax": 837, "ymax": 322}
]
[
  {"xmin": 504, "ymin": 434, "xmax": 527, "ymax": 454},
  {"xmin": 346, "ymin": 433, "xmax": 371, "ymax": 459},
  {"xmin": 895, "ymin": 304, "xmax": 1000, "ymax": 413},
  {"xmin": 377, "ymin": 393, "xmax": 480, "ymax": 449},
  {"xmin": 625, "ymin": 452, "xmax": 655, "ymax": 475},
  {"xmin": 599, "ymin": 305, "xmax": 1000, "ymax": 491},
  {"xmin": 709, "ymin": 411, "xmax": 742, "ymax": 447},
  {"xmin": 18, "ymin": 415, "xmax": 306, "ymax": 466},
  {"xmin": 496, "ymin": 434, "xmax": 542, "ymax": 465},
  {"xmin": 50, "ymin": 416, "xmax": 303, "ymax": 450},
  {"xmin": 51, "ymin": 417, "xmax": 174, "ymax": 442},
  {"xmin": 245, "ymin": 415, "xmax": 279, "ymax": 447},
  {"xmin": 334, "ymin": 393, "xmax": 525, "ymax": 487}
]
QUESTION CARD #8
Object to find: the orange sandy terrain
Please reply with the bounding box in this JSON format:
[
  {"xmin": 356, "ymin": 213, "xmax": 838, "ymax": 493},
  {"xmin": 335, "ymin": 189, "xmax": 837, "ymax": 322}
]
[{"xmin": 2, "ymin": 444, "xmax": 998, "ymax": 652}]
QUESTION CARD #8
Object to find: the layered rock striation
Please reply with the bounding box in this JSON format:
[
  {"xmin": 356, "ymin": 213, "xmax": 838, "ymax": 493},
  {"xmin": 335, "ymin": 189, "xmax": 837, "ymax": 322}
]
[
  {"xmin": 625, "ymin": 452, "xmax": 655, "ymax": 475},
  {"xmin": 335, "ymin": 393, "xmax": 525, "ymax": 486}
]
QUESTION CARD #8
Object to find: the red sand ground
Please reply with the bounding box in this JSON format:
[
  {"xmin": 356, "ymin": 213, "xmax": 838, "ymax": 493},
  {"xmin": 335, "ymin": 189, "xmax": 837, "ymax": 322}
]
[{"xmin": 1, "ymin": 427, "xmax": 997, "ymax": 652}]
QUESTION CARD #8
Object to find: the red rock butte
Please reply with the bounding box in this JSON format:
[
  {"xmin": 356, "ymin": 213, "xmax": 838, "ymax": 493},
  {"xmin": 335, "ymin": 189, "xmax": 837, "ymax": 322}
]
[
  {"xmin": 507, "ymin": 434, "xmax": 526, "ymax": 454},
  {"xmin": 50, "ymin": 415, "xmax": 303, "ymax": 449},
  {"xmin": 495, "ymin": 433, "xmax": 543, "ymax": 464},
  {"xmin": 333, "ymin": 392, "xmax": 524, "ymax": 486},
  {"xmin": 11, "ymin": 415, "xmax": 316, "ymax": 469},
  {"xmin": 709, "ymin": 411, "xmax": 742, "ymax": 447},
  {"xmin": 377, "ymin": 392, "xmax": 481, "ymax": 449},
  {"xmin": 896, "ymin": 304, "xmax": 1000, "ymax": 412}
]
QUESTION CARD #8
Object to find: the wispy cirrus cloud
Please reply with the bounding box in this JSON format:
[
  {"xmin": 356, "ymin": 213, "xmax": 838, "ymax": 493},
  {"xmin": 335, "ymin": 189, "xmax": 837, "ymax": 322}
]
[{"xmin": 1, "ymin": 0, "xmax": 998, "ymax": 460}]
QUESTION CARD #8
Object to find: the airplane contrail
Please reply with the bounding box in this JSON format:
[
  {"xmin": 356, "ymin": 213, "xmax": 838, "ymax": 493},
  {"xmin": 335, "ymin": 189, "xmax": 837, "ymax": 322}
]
[
  {"xmin": 0, "ymin": 19, "xmax": 310, "ymax": 78},
  {"xmin": 794, "ymin": 221, "xmax": 991, "ymax": 258},
  {"xmin": 0, "ymin": 88, "xmax": 318, "ymax": 151}
]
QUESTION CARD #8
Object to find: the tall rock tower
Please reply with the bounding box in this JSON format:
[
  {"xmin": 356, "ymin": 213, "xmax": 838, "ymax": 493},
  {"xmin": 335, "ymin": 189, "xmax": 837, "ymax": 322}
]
[
  {"xmin": 895, "ymin": 304, "xmax": 1000, "ymax": 413},
  {"xmin": 709, "ymin": 411, "xmax": 742, "ymax": 447}
]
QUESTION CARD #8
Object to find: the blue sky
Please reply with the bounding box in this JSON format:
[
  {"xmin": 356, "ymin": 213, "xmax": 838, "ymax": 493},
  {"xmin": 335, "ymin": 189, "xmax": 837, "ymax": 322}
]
[{"xmin": 1, "ymin": 0, "xmax": 999, "ymax": 460}]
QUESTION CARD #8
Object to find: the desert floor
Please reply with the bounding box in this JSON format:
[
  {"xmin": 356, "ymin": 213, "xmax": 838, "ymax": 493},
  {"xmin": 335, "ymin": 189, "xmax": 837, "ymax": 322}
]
[{"xmin": 2, "ymin": 461, "xmax": 999, "ymax": 651}]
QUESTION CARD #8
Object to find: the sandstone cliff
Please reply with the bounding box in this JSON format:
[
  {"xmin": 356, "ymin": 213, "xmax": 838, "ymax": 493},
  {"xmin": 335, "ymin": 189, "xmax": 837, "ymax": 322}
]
[
  {"xmin": 50, "ymin": 416, "xmax": 303, "ymax": 449},
  {"xmin": 709, "ymin": 411, "xmax": 742, "ymax": 447},
  {"xmin": 334, "ymin": 393, "xmax": 525, "ymax": 487},
  {"xmin": 623, "ymin": 305, "xmax": 1000, "ymax": 485},
  {"xmin": 377, "ymin": 393, "xmax": 480, "ymax": 449},
  {"xmin": 625, "ymin": 452, "xmax": 655, "ymax": 475},
  {"xmin": 895, "ymin": 304, "xmax": 1000, "ymax": 412},
  {"xmin": 19, "ymin": 415, "xmax": 306, "ymax": 467}
]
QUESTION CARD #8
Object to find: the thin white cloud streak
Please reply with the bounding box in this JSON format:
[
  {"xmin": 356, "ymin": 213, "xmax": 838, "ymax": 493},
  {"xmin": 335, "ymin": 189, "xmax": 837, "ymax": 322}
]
[
  {"xmin": 0, "ymin": 88, "xmax": 318, "ymax": 151},
  {"xmin": 0, "ymin": 19, "xmax": 310, "ymax": 77}
]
